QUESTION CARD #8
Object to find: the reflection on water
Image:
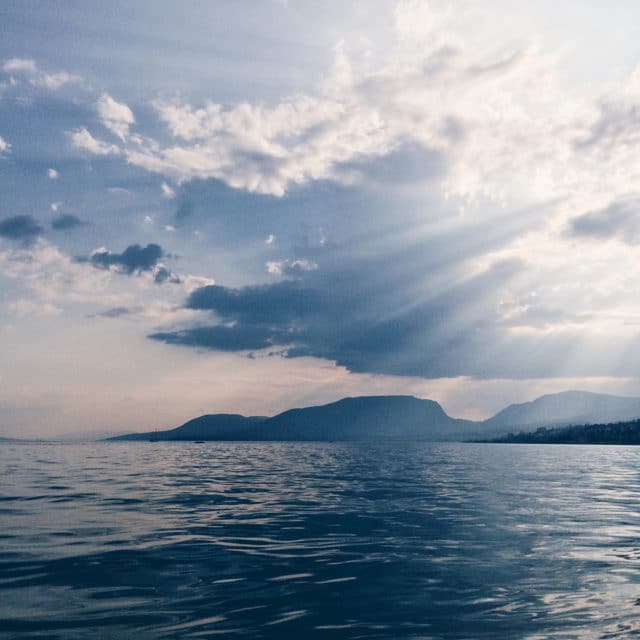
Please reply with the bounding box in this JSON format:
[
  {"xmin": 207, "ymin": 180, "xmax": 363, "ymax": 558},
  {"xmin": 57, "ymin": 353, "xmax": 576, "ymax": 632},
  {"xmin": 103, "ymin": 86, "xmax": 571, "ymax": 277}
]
[{"xmin": 2, "ymin": 442, "xmax": 640, "ymax": 638}]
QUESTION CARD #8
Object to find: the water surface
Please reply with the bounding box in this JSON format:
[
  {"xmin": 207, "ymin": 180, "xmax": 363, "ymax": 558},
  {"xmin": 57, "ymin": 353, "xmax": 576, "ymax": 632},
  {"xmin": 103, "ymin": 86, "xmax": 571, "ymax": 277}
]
[{"xmin": 2, "ymin": 441, "xmax": 640, "ymax": 639}]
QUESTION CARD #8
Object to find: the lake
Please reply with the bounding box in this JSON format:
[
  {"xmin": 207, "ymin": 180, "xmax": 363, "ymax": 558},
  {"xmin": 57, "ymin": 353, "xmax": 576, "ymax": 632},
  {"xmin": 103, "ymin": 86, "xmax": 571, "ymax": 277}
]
[{"xmin": 2, "ymin": 441, "xmax": 640, "ymax": 639}]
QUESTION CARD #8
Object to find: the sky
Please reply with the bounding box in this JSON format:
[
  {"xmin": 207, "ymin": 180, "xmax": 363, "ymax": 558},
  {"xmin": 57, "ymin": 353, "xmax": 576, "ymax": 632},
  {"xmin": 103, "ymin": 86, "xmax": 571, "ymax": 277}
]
[{"xmin": 3, "ymin": 1, "xmax": 640, "ymax": 437}]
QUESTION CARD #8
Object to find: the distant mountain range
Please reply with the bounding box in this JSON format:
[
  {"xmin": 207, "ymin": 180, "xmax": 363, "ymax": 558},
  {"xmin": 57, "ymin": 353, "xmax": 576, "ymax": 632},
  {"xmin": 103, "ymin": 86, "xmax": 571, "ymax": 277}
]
[
  {"xmin": 108, "ymin": 390, "xmax": 640, "ymax": 443},
  {"xmin": 483, "ymin": 390, "xmax": 640, "ymax": 431},
  {"xmin": 110, "ymin": 396, "xmax": 477, "ymax": 442}
]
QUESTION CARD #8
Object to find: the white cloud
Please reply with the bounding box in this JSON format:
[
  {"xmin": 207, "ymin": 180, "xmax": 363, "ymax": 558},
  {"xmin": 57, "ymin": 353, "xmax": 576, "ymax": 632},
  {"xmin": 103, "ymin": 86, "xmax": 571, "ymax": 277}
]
[
  {"xmin": 63, "ymin": 0, "xmax": 640, "ymax": 300},
  {"xmin": 291, "ymin": 259, "xmax": 318, "ymax": 271},
  {"xmin": 107, "ymin": 186, "xmax": 132, "ymax": 195},
  {"xmin": 144, "ymin": 215, "xmax": 153, "ymax": 224},
  {"xmin": 2, "ymin": 57, "xmax": 79, "ymax": 89},
  {"xmin": 0, "ymin": 135, "xmax": 10, "ymax": 155},
  {"xmin": 266, "ymin": 258, "xmax": 318, "ymax": 276},
  {"xmin": 0, "ymin": 239, "xmax": 212, "ymax": 315},
  {"xmin": 48, "ymin": 168, "xmax": 59, "ymax": 179},
  {"xmin": 161, "ymin": 182, "xmax": 175, "ymax": 199},
  {"xmin": 265, "ymin": 234, "xmax": 276, "ymax": 245},
  {"xmin": 96, "ymin": 93, "xmax": 135, "ymax": 140},
  {"xmin": 164, "ymin": 225, "xmax": 176, "ymax": 232},
  {"xmin": 3, "ymin": 58, "xmax": 37, "ymax": 73},
  {"xmin": 50, "ymin": 202, "xmax": 61, "ymax": 212},
  {"xmin": 35, "ymin": 71, "xmax": 80, "ymax": 90},
  {"xmin": 64, "ymin": 6, "xmax": 576, "ymax": 201},
  {"xmin": 179, "ymin": 273, "xmax": 215, "ymax": 291},
  {"xmin": 69, "ymin": 128, "xmax": 120, "ymax": 156},
  {"xmin": 0, "ymin": 240, "xmax": 118, "ymax": 305}
]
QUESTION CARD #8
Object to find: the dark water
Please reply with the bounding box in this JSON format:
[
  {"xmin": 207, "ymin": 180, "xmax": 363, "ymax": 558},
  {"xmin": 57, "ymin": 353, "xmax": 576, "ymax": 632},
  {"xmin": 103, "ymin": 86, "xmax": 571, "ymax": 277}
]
[{"xmin": 2, "ymin": 442, "xmax": 640, "ymax": 639}]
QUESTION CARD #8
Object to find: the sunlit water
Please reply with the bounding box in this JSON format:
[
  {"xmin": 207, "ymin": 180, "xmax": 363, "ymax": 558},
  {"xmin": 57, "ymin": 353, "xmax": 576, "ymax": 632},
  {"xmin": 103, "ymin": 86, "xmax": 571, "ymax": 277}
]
[{"xmin": 2, "ymin": 442, "xmax": 640, "ymax": 639}]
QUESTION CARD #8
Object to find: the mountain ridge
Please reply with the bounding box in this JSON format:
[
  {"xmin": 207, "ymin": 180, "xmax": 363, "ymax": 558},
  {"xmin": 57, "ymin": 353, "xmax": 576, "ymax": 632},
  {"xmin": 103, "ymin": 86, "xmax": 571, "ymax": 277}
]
[
  {"xmin": 107, "ymin": 390, "xmax": 640, "ymax": 443},
  {"xmin": 484, "ymin": 390, "xmax": 640, "ymax": 431},
  {"xmin": 109, "ymin": 395, "xmax": 478, "ymax": 442}
]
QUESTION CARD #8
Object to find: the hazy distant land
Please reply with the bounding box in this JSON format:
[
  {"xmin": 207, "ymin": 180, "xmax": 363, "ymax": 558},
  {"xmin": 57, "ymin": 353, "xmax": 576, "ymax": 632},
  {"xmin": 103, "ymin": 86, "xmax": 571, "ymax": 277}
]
[{"xmin": 481, "ymin": 419, "xmax": 640, "ymax": 444}]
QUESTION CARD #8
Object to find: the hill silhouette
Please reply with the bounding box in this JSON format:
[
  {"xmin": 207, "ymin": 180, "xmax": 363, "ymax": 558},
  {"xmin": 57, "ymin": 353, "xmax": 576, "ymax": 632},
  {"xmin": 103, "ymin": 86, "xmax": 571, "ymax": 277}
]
[
  {"xmin": 484, "ymin": 391, "xmax": 640, "ymax": 431},
  {"xmin": 107, "ymin": 390, "xmax": 640, "ymax": 443},
  {"xmin": 109, "ymin": 395, "xmax": 477, "ymax": 442}
]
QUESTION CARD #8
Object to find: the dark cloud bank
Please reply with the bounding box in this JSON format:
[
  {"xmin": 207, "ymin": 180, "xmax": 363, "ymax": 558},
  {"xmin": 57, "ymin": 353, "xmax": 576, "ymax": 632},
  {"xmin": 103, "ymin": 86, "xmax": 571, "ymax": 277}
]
[
  {"xmin": 150, "ymin": 249, "xmax": 537, "ymax": 379},
  {"xmin": 78, "ymin": 242, "xmax": 180, "ymax": 283},
  {"xmin": 51, "ymin": 214, "xmax": 85, "ymax": 231},
  {"xmin": 148, "ymin": 196, "xmax": 640, "ymax": 381},
  {"xmin": 88, "ymin": 243, "xmax": 163, "ymax": 272},
  {"xmin": 133, "ymin": 173, "xmax": 633, "ymax": 380},
  {"xmin": 0, "ymin": 215, "xmax": 43, "ymax": 243}
]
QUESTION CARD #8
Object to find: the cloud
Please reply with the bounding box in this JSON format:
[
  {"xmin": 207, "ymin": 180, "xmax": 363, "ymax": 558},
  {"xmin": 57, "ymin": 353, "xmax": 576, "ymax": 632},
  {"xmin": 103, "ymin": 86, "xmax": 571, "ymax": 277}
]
[
  {"xmin": 265, "ymin": 261, "xmax": 283, "ymax": 274},
  {"xmin": 150, "ymin": 324, "xmax": 292, "ymax": 352},
  {"xmin": 121, "ymin": 94, "xmax": 379, "ymax": 196},
  {"xmin": 161, "ymin": 182, "xmax": 175, "ymax": 199},
  {"xmin": 148, "ymin": 253, "xmax": 522, "ymax": 378},
  {"xmin": 96, "ymin": 93, "xmax": 135, "ymax": 140},
  {"xmin": 0, "ymin": 240, "xmax": 125, "ymax": 306},
  {"xmin": 148, "ymin": 191, "xmax": 569, "ymax": 378},
  {"xmin": 2, "ymin": 57, "xmax": 79, "ymax": 89},
  {"xmin": 0, "ymin": 136, "xmax": 10, "ymax": 155},
  {"xmin": 90, "ymin": 306, "xmax": 134, "ymax": 319},
  {"xmin": 64, "ymin": 6, "xmax": 570, "ymax": 200},
  {"xmin": 266, "ymin": 258, "xmax": 318, "ymax": 276},
  {"xmin": 3, "ymin": 58, "xmax": 37, "ymax": 73},
  {"xmin": 0, "ymin": 215, "xmax": 43, "ymax": 244},
  {"xmin": 48, "ymin": 168, "xmax": 59, "ymax": 179},
  {"xmin": 19, "ymin": 4, "xmax": 640, "ymax": 387},
  {"xmin": 79, "ymin": 242, "xmax": 181, "ymax": 285},
  {"xmin": 69, "ymin": 128, "xmax": 120, "ymax": 156},
  {"xmin": 569, "ymin": 198, "xmax": 640, "ymax": 245},
  {"xmin": 153, "ymin": 266, "xmax": 181, "ymax": 284},
  {"xmin": 51, "ymin": 214, "xmax": 85, "ymax": 231},
  {"xmin": 185, "ymin": 280, "xmax": 325, "ymax": 323},
  {"xmin": 55, "ymin": 0, "xmax": 640, "ymax": 244},
  {"xmin": 149, "ymin": 162, "xmax": 634, "ymax": 380},
  {"xmin": 84, "ymin": 243, "xmax": 164, "ymax": 274},
  {"xmin": 36, "ymin": 71, "xmax": 79, "ymax": 90},
  {"xmin": 88, "ymin": 301, "xmax": 202, "ymax": 323}
]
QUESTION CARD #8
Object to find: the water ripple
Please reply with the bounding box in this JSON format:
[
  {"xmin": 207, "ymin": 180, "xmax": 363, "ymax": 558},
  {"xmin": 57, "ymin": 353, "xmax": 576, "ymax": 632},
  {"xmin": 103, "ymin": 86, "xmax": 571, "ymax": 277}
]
[{"xmin": 2, "ymin": 442, "xmax": 640, "ymax": 638}]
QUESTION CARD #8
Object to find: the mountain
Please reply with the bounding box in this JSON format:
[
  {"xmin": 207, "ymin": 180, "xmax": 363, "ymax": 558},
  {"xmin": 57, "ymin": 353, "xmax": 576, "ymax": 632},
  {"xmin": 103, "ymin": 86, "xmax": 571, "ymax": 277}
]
[
  {"xmin": 258, "ymin": 395, "xmax": 476, "ymax": 441},
  {"xmin": 483, "ymin": 391, "xmax": 640, "ymax": 433},
  {"xmin": 107, "ymin": 391, "xmax": 640, "ymax": 443},
  {"xmin": 112, "ymin": 414, "xmax": 267, "ymax": 441},
  {"xmin": 109, "ymin": 396, "xmax": 478, "ymax": 442}
]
